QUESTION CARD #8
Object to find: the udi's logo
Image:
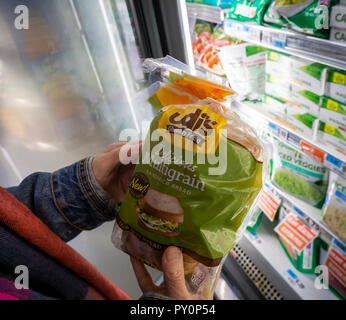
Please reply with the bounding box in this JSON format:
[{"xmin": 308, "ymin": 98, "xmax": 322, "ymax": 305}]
[{"xmin": 158, "ymin": 105, "xmax": 227, "ymax": 154}]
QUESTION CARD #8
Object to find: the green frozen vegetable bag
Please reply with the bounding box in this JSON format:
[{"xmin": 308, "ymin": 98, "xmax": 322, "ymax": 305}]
[
  {"xmin": 269, "ymin": 137, "xmax": 328, "ymax": 208},
  {"xmin": 112, "ymin": 99, "xmax": 263, "ymax": 269},
  {"xmin": 226, "ymin": 0, "xmax": 272, "ymax": 25},
  {"xmin": 271, "ymin": 0, "xmax": 338, "ymax": 39}
]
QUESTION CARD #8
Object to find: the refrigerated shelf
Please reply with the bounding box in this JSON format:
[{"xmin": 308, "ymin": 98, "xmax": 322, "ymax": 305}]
[
  {"xmin": 186, "ymin": 2, "xmax": 346, "ymax": 70},
  {"xmin": 224, "ymin": 20, "xmax": 346, "ymax": 70},
  {"xmin": 232, "ymin": 101, "xmax": 345, "ymax": 246},
  {"xmin": 238, "ymin": 217, "xmax": 339, "ymax": 300},
  {"xmin": 232, "ymin": 100, "xmax": 346, "ymax": 179}
]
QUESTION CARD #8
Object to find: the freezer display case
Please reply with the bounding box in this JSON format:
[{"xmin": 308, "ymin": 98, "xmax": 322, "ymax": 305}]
[{"xmin": 182, "ymin": 1, "xmax": 346, "ymax": 301}]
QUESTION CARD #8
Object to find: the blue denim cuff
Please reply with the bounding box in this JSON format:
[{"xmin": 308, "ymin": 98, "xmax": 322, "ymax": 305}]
[{"xmin": 51, "ymin": 158, "xmax": 120, "ymax": 233}]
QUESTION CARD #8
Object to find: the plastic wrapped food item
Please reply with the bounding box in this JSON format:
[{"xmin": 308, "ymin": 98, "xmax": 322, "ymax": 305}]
[
  {"xmin": 276, "ymin": 203, "xmax": 321, "ymax": 273},
  {"xmin": 226, "ymin": 0, "xmax": 272, "ymax": 25},
  {"xmin": 197, "ymin": 26, "xmax": 242, "ymax": 76},
  {"xmin": 323, "ymin": 239, "xmax": 346, "ymax": 299},
  {"xmin": 192, "ymin": 22, "xmax": 214, "ymax": 62},
  {"xmin": 218, "ymin": 43, "xmax": 267, "ymax": 100},
  {"xmin": 144, "ymin": 56, "xmax": 236, "ymax": 111},
  {"xmin": 263, "ymin": 0, "xmax": 290, "ymax": 28},
  {"xmin": 325, "ymin": 68, "xmax": 346, "ymax": 105},
  {"xmin": 269, "ymin": 137, "xmax": 329, "ymax": 208},
  {"xmin": 112, "ymin": 98, "xmax": 263, "ymax": 298},
  {"xmin": 268, "ymin": 0, "xmax": 337, "ymax": 38},
  {"xmin": 321, "ymin": 173, "xmax": 346, "ymax": 243},
  {"xmin": 194, "ymin": 0, "xmax": 237, "ymax": 8}
]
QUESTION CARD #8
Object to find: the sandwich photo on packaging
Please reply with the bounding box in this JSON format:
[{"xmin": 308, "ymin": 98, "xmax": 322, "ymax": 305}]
[{"xmin": 112, "ymin": 63, "xmax": 264, "ymax": 297}]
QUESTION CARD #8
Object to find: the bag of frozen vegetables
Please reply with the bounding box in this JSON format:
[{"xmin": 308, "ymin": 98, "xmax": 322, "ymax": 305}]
[{"xmin": 269, "ymin": 137, "xmax": 329, "ymax": 208}]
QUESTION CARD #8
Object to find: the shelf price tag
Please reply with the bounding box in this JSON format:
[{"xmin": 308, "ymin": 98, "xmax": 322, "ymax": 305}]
[
  {"xmin": 258, "ymin": 184, "xmax": 281, "ymax": 221},
  {"xmin": 300, "ymin": 141, "xmax": 325, "ymax": 164},
  {"xmin": 325, "ymin": 153, "xmax": 346, "ymax": 178},
  {"xmin": 271, "ymin": 32, "xmax": 286, "ymax": 49},
  {"xmin": 325, "ymin": 241, "xmax": 346, "ymax": 288},
  {"xmin": 274, "ymin": 213, "xmax": 318, "ymax": 252}
]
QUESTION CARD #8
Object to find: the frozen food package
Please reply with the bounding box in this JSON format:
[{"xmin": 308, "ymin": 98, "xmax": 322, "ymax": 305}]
[
  {"xmin": 270, "ymin": 0, "xmax": 337, "ymax": 38},
  {"xmin": 218, "ymin": 43, "xmax": 267, "ymax": 100},
  {"xmin": 197, "ymin": 26, "xmax": 242, "ymax": 76},
  {"xmin": 323, "ymin": 239, "xmax": 346, "ymax": 299},
  {"xmin": 112, "ymin": 98, "xmax": 263, "ymax": 298},
  {"xmin": 269, "ymin": 137, "xmax": 329, "ymax": 208},
  {"xmin": 144, "ymin": 56, "xmax": 236, "ymax": 111},
  {"xmin": 192, "ymin": 21, "xmax": 214, "ymax": 62},
  {"xmin": 321, "ymin": 173, "xmax": 346, "ymax": 243},
  {"xmin": 263, "ymin": 0, "xmax": 290, "ymax": 28},
  {"xmin": 226, "ymin": 0, "xmax": 272, "ymax": 25},
  {"xmin": 276, "ymin": 203, "xmax": 320, "ymax": 273}
]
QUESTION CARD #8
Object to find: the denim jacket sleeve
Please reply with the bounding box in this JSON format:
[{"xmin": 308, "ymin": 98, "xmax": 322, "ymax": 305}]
[{"xmin": 6, "ymin": 157, "xmax": 120, "ymax": 242}]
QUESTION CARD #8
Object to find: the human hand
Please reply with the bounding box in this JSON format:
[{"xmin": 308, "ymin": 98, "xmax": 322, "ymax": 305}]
[
  {"xmin": 131, "ymin": 246, "xmax": 194, "ymax": 300},
  {"xmin": 92, "ymin": 141, "xmax": 142, "ymax": 203}
]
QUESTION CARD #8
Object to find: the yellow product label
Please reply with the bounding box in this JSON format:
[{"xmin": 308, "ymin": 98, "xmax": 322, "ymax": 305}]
[
  {"xmin": 326, "ymin": 99, "xmax": 339, "ymax": 112},
  {"xmin": 332, "ymin": 72, "xmax": 346, "ymax": 85},
  {"xmin": 158, "ymin": 105, "xmax": 227, "ymax": 154},
  {"xmin": 269, "ymin": 51, "xmax": 279, "ymax": 61},
  {"xmin": 324, "ymin": 123, "xmax": 336, "ymax": 135},
  {"xmin": 269, "ymin": 74, "xmax": 276, "ymax": 82}
]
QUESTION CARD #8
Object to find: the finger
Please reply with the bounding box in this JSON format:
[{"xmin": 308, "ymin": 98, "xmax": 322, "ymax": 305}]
[
  {"xmin": 130, "ymin": 257, "xmax": 157, "ymax": 293},
  {"xmin": 103, "ymin": 142, "xmax": 127, "ymax": 153},
  {"xmin": 162, "ymin": 247, "xmax": 189, "ymax": 299},
  {"xmin": 118, "ymin": 141, "xmax": 143, "ymax": 165}
]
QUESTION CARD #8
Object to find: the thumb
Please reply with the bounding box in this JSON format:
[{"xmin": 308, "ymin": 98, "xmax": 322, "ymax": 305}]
[{"xmin": 162, "ymin": 247, "xmax": 190, "ymax": 299}]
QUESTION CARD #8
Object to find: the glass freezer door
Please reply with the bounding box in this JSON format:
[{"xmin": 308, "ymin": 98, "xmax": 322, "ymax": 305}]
[
  {"xmin": 0, "ymin": 0, "xmax": 149, "ymax": 187},
  {"xmin": 0, "ymin": 0, "xmax": 161, "ymax": 299}
]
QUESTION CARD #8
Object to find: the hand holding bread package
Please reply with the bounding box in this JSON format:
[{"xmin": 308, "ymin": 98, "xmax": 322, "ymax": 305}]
[{"xmin": 112, "ymin": 57, "xmax": 264, "ymax": 299}]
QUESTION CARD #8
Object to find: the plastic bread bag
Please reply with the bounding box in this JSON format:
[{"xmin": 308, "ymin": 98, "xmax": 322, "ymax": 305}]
[
  {"xmin": 112, "ymin": 98, "xmax": 263, "ymax": 299},
  {"xmin": 321, "ymin": 173, "xmax": 346, "ymax": 243},
  {"xmin": 143, "ymin": 56, "xmax": 237, "ymax": 111},
  {"xmin": 269, "ymin": 136, "xmax": 329, "ymax": 208}
]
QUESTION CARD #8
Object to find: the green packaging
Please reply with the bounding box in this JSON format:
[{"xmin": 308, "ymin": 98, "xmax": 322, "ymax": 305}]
[
  {"xmin": 270, "ymin": 137, "xmax": 329, "ymax": 208},
  {"xmin": 270, "ymin": 0, "xmax": 334, "ymax": 39},
  {"xmin": 112, "ymin": 101, "xmax": 263, "ymax": 269},
  {"xmin": 318, "ymin": 121, "xmax": 346, "ymax": 154},
  {"xmin": 226, "ymin": 0, "xmax": 271, "ymax": 25},
  {"xmin": 325, "ymin": 68, "xmax": 346, "ymax": 104}
]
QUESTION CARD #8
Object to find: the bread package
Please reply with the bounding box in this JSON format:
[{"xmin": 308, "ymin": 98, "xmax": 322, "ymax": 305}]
[{"xmin": 112, "ymin": 94, "xmax": 263, "ymax": 298}]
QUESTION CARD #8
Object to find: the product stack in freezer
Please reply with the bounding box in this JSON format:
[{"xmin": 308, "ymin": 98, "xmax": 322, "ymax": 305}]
[
  {"xmin": 263, "ymin": 50, "xmax": 346, "ymax": 154},
  {"xmin": 264, "ymin": 50, "xmax": 325, "ymax": 138},
  {"xmin": 330, "ymin": 2, "xmax": 346, "ymax": 45}
]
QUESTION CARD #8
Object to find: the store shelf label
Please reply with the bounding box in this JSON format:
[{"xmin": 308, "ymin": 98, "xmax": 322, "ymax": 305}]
[
  {"xmin": 274, "ymin": 214, "xmax": 318, "ymax": 252},
  {"xmin": 300, "ymin": 141, "xmax": 325, "ymax": 163},
  {"xmin": 325, "ymin": 244, "xmax": 346, "ymax": 288},
  {"xmin": 271, "ymin": 33, "xmax": 286, "ymax": 49},
  {"xmin": 325, "ymin": 154, "xmax": 342, "ymax": 169},
  {"xmin": 258, "ymin": 187, "xmax": 281, "ymax": 221}
]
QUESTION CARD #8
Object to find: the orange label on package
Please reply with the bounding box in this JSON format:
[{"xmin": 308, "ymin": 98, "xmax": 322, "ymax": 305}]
[
  {"xmin": 325, "ymin": 247, "xmax": 346, "ymax": 287},
  {"xmin": 300, "ymin": 141, "xmax": 325, "ymax": 163},
  {"xmin": 158, "ymin": 105, "xmax": 227, "ymax": 154},
  {"xmin": 258, "ymin": 190, "xmax": 281, "ymax": 221},
  {"xmin": 274, "ymin": 214, "xmax": 318, "ymax": 252}
]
